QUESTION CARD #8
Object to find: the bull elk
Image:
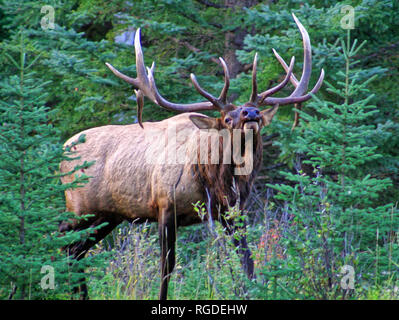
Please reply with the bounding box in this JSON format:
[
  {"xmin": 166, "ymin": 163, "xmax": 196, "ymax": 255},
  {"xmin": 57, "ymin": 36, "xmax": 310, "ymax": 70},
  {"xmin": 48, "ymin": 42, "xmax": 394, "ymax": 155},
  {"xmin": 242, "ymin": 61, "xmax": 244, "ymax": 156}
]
[{"xmin": 60, "ymin": 13, "xmax": 324, "ymax": 300}]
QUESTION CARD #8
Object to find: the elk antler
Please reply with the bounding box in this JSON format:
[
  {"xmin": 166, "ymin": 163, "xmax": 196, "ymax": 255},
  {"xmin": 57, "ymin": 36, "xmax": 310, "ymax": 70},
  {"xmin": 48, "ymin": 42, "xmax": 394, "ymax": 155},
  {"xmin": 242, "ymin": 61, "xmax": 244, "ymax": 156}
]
[
  {"xmin": 105, "ymin": 29, "xmax": 233, "ymax": 127},
  {"xmin": 189, "ymin": 57, "xmax": 231, "ymax": 111},
  {"xmin": 249, "ymin": 13, "xmax": 324, "ymax": 107}
]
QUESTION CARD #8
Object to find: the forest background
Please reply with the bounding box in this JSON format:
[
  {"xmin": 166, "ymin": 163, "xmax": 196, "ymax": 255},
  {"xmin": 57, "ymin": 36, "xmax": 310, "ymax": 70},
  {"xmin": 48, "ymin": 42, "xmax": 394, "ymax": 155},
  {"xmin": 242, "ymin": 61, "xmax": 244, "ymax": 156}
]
[{"xmin": 1, "ymin": 0, "xmax": 399, "ymax": 300}]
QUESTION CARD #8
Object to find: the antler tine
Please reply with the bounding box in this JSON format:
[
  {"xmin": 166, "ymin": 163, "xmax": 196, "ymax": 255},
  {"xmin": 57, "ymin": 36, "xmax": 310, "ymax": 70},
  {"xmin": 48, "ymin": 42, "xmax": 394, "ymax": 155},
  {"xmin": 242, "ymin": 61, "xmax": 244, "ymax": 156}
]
[
  {"xmin": 272, "ymin": 48, "xmax": 299, "ymax": 87},
  {"xmin": 249, "ymin": 53, "xmax": 258, "ymax": 103},
  {"xmin": 249, "ymin": 53, "xmax": 295, "ymax": 105},
  {"xmin": 218, "ymin": 57, "xmax": 230, "ymax": 105},
  {"xmin": 134, "ymin": 29, "xmax": 154, "ymax": 100},
  {"xmin": 272, "ymin": 48, "xmax": 324, "ymax": 97},
  {"xmin": 190, "ymin": 73, "xmax": 220, "ymax": 107},
  {"xmin": 105, "ymin": 62, "xmax": 138, "ymax": 86},
  {"xmin": 145, "ymin": 66, "xmax": 215, "ymax": 112},
  {"xmin": 291, "ymin": 13, "xmax": 311, "ymax": 96},
  {"xmin": 253, "ymin": 14, "xmax": 324, "ymax": 107},
  {"xmin": 134, "ymin": 89, "xmax": 144, "ymax": 128},
  {"xmin": 260, "ymin": 70, "xmax": 324, "ymax": 106},
  {"xmin": 259, "ymin": 56, "xmax": 295, "ymax": 103},
  {"xmin": 189, "ymin": 57, "xmax": 231, "ymax": 111}
]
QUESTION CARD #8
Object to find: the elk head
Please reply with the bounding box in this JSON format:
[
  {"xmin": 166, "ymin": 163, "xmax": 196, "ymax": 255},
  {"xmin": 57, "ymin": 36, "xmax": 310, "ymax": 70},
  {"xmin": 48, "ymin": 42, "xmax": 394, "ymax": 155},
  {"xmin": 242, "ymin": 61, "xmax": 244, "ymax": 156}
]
[{"xmin": 105, "ymin": 13, "xmax": 324, "ymax": 145}]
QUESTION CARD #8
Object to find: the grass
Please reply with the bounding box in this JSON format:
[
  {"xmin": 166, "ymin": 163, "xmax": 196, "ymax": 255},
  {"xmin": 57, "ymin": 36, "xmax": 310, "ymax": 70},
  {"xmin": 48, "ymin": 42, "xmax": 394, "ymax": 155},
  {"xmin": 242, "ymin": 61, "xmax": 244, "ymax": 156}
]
[{"xmin": 85, "ymin": 196, "xmax": 399, "ymax": 300}]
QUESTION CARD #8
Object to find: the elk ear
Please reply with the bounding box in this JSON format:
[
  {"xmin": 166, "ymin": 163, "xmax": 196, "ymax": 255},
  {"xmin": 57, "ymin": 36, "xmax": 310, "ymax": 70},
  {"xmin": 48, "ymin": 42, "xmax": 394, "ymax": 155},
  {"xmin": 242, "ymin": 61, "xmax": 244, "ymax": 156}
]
[
  {"xmin": 189, "ymin": 115, "xmax": 219, "ymax": 130},
  {"xmin": 261, "ymin": 105, "xmax": 279, "ymax": 126}
]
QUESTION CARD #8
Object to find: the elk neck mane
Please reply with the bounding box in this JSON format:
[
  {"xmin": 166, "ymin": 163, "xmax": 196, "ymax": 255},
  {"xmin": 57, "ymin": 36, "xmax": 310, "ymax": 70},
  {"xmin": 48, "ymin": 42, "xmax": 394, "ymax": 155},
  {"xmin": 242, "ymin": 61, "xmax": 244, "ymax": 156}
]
[{"xmin": 192, "ymin": 123, "xmax": 263, "ymax": 213}]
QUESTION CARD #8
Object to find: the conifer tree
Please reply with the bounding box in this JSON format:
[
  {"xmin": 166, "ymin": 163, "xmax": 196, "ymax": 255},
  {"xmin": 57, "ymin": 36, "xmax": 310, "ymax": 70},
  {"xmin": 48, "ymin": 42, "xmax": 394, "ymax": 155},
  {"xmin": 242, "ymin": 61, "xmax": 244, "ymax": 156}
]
[
  {"xmin": 0, "ymin": 29, "xmax": 105, "ymax": 299},
  {"xmin": 268, "ymin": 31, "xmax": 399, "ymax": 298}
]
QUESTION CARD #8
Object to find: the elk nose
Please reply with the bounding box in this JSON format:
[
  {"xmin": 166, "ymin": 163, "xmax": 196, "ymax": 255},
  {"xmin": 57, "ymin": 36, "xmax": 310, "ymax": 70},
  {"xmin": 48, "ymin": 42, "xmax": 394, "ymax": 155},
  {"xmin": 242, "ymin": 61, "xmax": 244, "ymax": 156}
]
[{"xmin": 241, "ymin": 108, "xmax": 260, "ymax": 120}]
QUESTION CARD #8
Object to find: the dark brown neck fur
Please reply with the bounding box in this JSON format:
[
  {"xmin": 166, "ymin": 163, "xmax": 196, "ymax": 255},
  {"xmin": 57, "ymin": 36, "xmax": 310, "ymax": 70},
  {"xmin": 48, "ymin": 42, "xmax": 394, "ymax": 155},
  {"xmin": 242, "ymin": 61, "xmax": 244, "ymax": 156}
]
[{"xmin": 193, "ymin": 128, "xmax": 263, "ymax": 217}]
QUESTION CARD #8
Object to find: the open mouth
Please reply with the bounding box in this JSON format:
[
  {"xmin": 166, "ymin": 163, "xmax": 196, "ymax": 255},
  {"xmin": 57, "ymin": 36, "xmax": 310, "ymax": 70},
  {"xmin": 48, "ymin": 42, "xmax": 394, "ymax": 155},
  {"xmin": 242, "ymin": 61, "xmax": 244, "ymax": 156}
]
[{"xmin": 242, "ymin": 119, "xmax": 260, "ymax": 131}]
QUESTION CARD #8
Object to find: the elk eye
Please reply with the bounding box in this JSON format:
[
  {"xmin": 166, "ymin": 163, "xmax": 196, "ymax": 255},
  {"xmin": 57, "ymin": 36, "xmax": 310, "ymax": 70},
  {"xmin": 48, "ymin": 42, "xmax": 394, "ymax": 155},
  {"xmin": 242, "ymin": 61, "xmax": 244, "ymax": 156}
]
[{"xmin": 225, "ymin": 118, "xmax": 231, "ymax": 124}]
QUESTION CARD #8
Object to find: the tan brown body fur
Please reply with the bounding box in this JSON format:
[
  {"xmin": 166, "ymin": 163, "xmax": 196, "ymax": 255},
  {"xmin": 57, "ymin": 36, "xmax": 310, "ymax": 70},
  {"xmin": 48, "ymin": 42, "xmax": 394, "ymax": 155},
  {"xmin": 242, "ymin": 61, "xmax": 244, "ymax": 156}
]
[
  {"xmin": 61, "ymin": 112, "xmax": 262, "ymax": 228},
  {"xmin": 62, "ymin": 113, "xmax": 206, "ymax": 226}
]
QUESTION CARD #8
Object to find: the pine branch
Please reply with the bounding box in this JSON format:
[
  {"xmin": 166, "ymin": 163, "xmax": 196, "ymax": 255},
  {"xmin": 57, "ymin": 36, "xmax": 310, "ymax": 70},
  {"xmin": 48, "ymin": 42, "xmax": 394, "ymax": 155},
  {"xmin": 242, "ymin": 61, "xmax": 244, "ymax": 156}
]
[
  {"xmin": 170, "ymin": 37, "xmax": 220, "ymax": 65},
  {"xmin": 195, "ymin": 0, "xmax": 228, "ymax": 9}
]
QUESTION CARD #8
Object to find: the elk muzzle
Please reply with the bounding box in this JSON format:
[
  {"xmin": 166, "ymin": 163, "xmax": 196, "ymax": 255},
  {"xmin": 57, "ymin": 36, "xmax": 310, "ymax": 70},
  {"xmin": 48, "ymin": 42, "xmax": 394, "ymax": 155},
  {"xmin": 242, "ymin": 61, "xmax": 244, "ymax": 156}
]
[{"xmin": 241, "ymin": 107, "xmax": 261, "ymax": 132}]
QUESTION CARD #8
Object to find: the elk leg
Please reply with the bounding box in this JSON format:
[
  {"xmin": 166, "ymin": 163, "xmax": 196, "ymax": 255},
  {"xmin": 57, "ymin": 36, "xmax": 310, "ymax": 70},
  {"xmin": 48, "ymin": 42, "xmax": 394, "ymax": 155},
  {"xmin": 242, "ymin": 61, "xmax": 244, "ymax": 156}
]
[
  {"xmin": 221, "ymin": 217, "xmax": 255, "ymax": 279},
  {"xmin": 61, "ymin": 214, "xmax": 122, "ymax": 299},
  {"xmin": 158, "ymin": 208, "xmax": 176, "ymax": 300},
  {"xmin": 234, "ymin": 235, "xmax": 255, "ymax": 279}
]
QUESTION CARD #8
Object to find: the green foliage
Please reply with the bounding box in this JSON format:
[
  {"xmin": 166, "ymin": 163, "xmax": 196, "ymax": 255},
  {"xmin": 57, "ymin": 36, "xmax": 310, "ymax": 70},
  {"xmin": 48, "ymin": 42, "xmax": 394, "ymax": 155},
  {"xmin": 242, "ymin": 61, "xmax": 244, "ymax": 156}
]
[
  {"xmin": 267, "ymin": 32, "xmax": 399, "ymax": 299},
  {"xmin": 90, "ymin": 207, "xmax": 255, "ymax": 300},
  {"xmin": 0, "ymin": 29, "xmax": 106, "ymax": 299},
  {"xmin": 0, "ymin": 0, "xmax": 398, "ymax": 300}
]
